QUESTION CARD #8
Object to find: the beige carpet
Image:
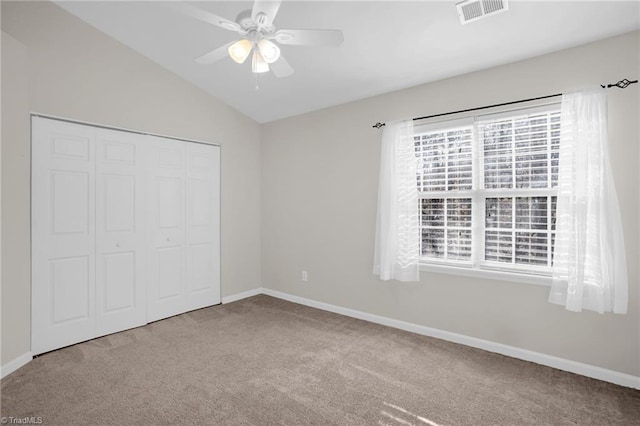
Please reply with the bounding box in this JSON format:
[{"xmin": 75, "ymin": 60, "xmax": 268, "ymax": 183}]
[{"xmin": 2, "ymin": 295, "xmax": 639, "ymax": 425}]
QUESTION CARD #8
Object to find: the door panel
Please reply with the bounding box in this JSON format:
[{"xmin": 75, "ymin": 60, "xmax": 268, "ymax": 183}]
[
  {"xmin": 51, "ymin": 135, "xmax": 90, "ymax": 160},
  {"xmin": 188, "ymin": 243, "xmax": 214, "ymax": 292},
  {"xmin": 104, "ymin": 174, "xmax": 135, "ymax": 232},
  {"xmin": 189, "ymin": 179, "xmax": 212, "ymax": 226},
  {"xmin": 32, "ymin": 117, "xmax": 96, "ymax": 355},
  {"xmin": 158, "ymin": 177, "xmax": 183, "ymax": 229},
  {"xmin": 147, "ymin": 136, "xmax": 187, "ymax": 321},
  {"xmin": 185, "ymin": 143, "xmax": 221, "ymax": 310},
  {"xmin": 50, "ymin": 256, "xmax": 90, "ymax": 323},
  {"xmin": 51, "ymin": 171, "xmax": 90, "ymax": 234},
  {"xmin": 157, "ymin": 246, "xmax": 184, "ymax": 299},
  {"xmin": 104, "ymin": 141, "xmax": 135, "ymax": 164},
  {"xmin": 95, "ymin": 128, "xmax": 146, "ymax": 336},
  {"xmin": 103, "ymin": 251, "xmax": 136, "ymax": 312}
]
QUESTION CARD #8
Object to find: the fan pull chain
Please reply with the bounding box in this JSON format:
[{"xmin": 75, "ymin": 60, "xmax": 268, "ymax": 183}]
[{"xmin": 255, "ymin": 72, "xmax": 260, "ymax": 91}]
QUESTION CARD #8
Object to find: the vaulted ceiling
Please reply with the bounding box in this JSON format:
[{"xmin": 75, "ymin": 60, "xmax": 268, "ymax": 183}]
[{"xmin": 56, "ymin": 1, "xmax": 640, "ymax": 123}]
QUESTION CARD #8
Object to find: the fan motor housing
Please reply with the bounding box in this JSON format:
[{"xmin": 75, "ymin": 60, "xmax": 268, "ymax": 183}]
[{"xmin": 236, "ymin": 9, "xmax": 275, "ymax": 34}]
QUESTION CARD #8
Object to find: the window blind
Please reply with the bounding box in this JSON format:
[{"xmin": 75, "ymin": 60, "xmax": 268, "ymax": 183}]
[
  {"xmin": 420, "ymin": 198, "xmax": 472, "ymax": 262},
  {"xmin": 415, "ymin": 105, "xmax": 561, "ymax": 274},
  {"xmin": 415, "ymin": 127, "xmax": 473, "ymax": 192},
  {"xmin": 480, "ymin": 111, "xmax": 561, "ymax": 190}
]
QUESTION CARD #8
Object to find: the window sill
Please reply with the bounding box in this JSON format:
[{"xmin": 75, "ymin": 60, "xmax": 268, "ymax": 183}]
[{"xmin": 419, "ymin": 263, "xmax": 552, "ymax": 287}]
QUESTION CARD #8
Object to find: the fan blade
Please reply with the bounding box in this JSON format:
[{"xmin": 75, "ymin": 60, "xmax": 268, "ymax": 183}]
[
  {"xmin": 270, "ymin": 55, "xmax": 294, "ymax": 78},
  {"xmin": 272, "ymin": 29, "xmax": 344, "ymax": 46},
  {"xmin": 195, "ymin": 42, "xmax": 234, "ymax": 64},
  {"xmin": 169, "ymin": 2, "xmax": 243, "ymax": 33},
  {"xmin": 251, "ymin": 0, "xmax": 281, "ymax": 27}
]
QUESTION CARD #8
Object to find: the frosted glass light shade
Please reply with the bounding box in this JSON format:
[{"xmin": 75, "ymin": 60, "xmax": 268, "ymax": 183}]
[
  {"xmin": 228, "ymin": 39, "xmax": 252, "ymax": 64},
  {"xmin": 252, "ymin": 50, "xmax": 269, "ymax": 73},
  {"xmin": 257, "ymin": 39, "xmax": 281, "ymax": 64}
]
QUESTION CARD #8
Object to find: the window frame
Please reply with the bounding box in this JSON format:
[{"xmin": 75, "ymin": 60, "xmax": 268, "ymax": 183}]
[{"xmin": 414, "ymin": 103, "xmax": 561, "ymax": 286}]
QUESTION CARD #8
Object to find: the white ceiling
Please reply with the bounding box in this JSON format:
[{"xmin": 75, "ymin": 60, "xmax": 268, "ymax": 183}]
[{"xmin": 55, "ymin": 1, "xmax": 639, "ymax": 123}]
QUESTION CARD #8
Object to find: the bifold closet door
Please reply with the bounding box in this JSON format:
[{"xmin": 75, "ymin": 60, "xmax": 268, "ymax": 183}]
[
  {"xmin": 32, "ymin": 118, "xmax": 97, "ymax": 354},
  {"xmin": 147, "ymin": 136, "xmax": 220, "ymax": 322},
  {"xmin": 95, "ymin": 128, "xmax": 147, "ymax": 336},
  {"xmin": 147, "ymin": 136, "xmax": 188, "ymax": 321},
  {"xmin": 185, "ymin": 143, "xmax": 220, "ymax": 311},
  {"xmin": 32, "ymin": 118, "xmax": 147, "ymax": 354},
  {"xmin": 33, "ymin": 116, "xmax": 221, "ymax": 354}
]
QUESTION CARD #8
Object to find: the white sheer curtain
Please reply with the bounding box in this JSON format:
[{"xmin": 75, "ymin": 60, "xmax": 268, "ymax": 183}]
[
  {"xmin": 373, "ymin": 120, "xmax": 420, "ymax": 282},
  {"xmin": 549, "ymin": 88, "xmax": 628, "ymax": 314}
]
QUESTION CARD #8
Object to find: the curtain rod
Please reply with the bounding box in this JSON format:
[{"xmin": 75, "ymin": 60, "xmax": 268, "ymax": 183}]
[{"xmin": 371, "ymin": 78, "xmax": 638, "ymax": 129}]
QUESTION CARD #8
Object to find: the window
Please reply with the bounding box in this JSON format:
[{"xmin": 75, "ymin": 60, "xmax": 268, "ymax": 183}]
[{"xmin": 415, "ymin": 105, "xmax": 560, "ymax": 277}]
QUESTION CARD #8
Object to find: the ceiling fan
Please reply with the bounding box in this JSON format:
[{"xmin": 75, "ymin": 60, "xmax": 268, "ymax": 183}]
[{"xmin": 174, "ymin": 0, "xmax": 344, "ymax": 78}]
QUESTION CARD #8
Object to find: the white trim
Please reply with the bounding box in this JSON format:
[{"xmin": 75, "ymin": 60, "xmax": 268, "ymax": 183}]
[
  {"xmin": 221, "ymin": 288, "xmax": 262, "ymax": 304},
  {"xmin": 1, "ymin": 352, "xmax": 33, "ymax": 379},
  {"xmin": 476, "ymin": 102, "xmax": 561, "ymax": 121},
  {"xmin": 261, "ymin": 288, "xmax": 640, "ymax": 390},
  {"xmin": 4, "ymin": 289, "xmax": 637, "ymax": 390},
  {"xmin": 30, "ymin": 112, "xmax": 220, "ymax": 147},
  {"xmin": 414, "ymin": 116, "xmax": 474, "ymax": 133},
  {"xmin": 419, "ymin": 263, "xmax": 551, "ymax": 286}
]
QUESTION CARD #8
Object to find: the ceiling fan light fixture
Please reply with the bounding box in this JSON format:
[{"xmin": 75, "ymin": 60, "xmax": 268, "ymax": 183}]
[
  {"xmin": 252, "ymin": 50, "xmax": 270, "ymax": 73},
  {"xmin": 228, "ymin": 39, "xmax": 253, "ymax": 64},
  {"xmin": 183, "ymin": 0, "xmax": 344, "ymax": 79},
  {"xmin": 257, "ymin": 38, "xmax": 280, "ymax": 63}
]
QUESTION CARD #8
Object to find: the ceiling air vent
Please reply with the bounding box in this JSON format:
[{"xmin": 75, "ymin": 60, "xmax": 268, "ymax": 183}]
[{"xmin": 456, "ymin": 0, "xmax": 509, "ymax": 25}]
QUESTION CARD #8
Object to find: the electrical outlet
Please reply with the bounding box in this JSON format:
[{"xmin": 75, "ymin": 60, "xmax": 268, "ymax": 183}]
[{"xmin": 301, "ymin": 270, "xmax": 308, "ymax": 282}]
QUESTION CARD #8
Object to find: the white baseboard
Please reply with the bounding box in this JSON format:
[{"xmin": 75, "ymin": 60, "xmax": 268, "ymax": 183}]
[
  {"xmin": 221, "ymin": 287, "xmax": 262, "ymax": 304},
  {"xmin": 261, "ymin": 287, "xmax": 640, "ymax": 390},
  {"xmin": 1, "ymin": 289, "xmax": 263, "ymax": 378},
  {"xmin": 1, "ymin": 352, "xmax": 33, "ymax": 379},
  {"xmin": 6, "ymin": 288, "xmax": 638, "ymax": 389}
]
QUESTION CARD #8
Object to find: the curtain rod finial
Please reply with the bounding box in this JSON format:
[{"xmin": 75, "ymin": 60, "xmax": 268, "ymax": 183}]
[
  {"xmin": 372, "ymin": 122, "xmax": 386, "ymax": 129},
  {"xmin": 604, "ymin": 78, "xmax": 638, "ymax": 89}
]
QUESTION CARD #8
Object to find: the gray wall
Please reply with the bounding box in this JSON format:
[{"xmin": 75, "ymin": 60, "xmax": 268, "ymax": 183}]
[
  {"xmin": 261, "ymin": 31, "xmax": 640, "ymax": 376},
  {"xmin": 1, "ymin": 1, "xmax": 262, "ymax": 366},
  {"xmin": 1, "ymin": 31, "xmax": 30, "ymax": 367}
]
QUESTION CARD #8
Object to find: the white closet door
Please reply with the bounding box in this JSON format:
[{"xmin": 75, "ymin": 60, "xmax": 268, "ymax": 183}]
[
  {"xmin": 147, "ymin": 135, "xmax": 187, "ymax": 322},
  {"xmin": 33, "ymin": 116, "xmax": 221, "ymax": 353},
  {"xmin": 185, "ymin": 143, "xmax": 221, "ymax": 310},
  {"xmin": 32, "ymin": 117, "xmax": 96, "ymax": 354},
  {"xmin": 95, "ymin": 128, "xmax": 147, "ymax": 336}
]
